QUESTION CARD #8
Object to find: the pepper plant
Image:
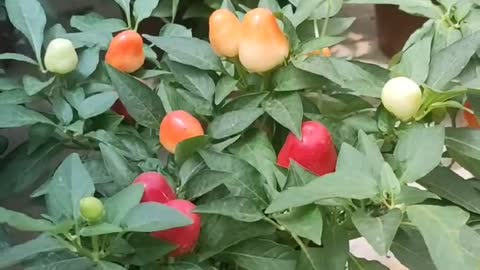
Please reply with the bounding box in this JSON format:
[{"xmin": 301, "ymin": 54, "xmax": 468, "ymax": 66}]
[{"xmin": 1, "ymin": 0, "xmax": 480, "ymax": 269}]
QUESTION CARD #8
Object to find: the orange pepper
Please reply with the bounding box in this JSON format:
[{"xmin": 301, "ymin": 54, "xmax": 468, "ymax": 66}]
[
  {"xmin": 106, "ymin": 30, "xmax": 145, "ymax": 73},
  {"xmin": 159, "ymin": 110, "xmax": 204, "ymax": 153},
  {"xmin": 209, "ymin": 9, "xmax": 242, "ymax": 58},
  {"xmin": 238, "ymin": 8, "xmax": 289, "ymax": 73}
]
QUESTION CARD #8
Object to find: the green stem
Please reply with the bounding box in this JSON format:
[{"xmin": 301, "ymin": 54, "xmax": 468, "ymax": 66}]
[
  {"xmin": 320, "ymin": 0, "xmax": 331, "ymax": 38},
  {"xmin": 292, "ymin": 233, "xmax": 318, "ymax": 270},
  {"xmin": 262, "ymin": 71, "xmax": 272, "ymax": 91},
  {"xmin": 263, "ymin": 217, "xmax": 285, "ymax": 231},
  {"xmin": 92, "ymin": 235, "xmax": 100, "ymax": 261},
  {"xmin": 313, "ymin": 19, "xmax": 320, "ymax": 38}
]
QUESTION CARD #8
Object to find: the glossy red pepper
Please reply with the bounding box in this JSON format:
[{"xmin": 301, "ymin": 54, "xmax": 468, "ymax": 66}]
[
  {"xmin": 277, "ymin": 121, "xmax": 337, "ymax": 176},
  {"xmin": 133, "ymin": 172, "xmax": 176, "ymax": 204},
  {"xmin": 151, "ymin": 200, "xmax": 201, "ymax": 257}
]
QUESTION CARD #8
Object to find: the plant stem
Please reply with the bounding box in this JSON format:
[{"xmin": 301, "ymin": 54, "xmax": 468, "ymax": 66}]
[
  {"xmin": 313, "ymin": 19, "xmax": 320, "ymax": 38},
  {"xmin": 92, "ymin": 235, "xmax": 100, "ymax": 261},
  {"xmin": 320, "ymin": 0, "xmax": 331, "ymax": 38},
  {"xmin": 262, "ymin": 71, "xmax": 272, "ymax": 91},
  {"xmin": 291, "ymin": 233, "xmax": 318, "ymax": 270},
  {"xmin": 263, "ymin": 217, "xmax": 285, "ymax": 231}
]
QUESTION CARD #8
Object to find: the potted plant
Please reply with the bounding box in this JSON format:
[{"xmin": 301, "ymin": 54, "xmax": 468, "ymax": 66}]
[{"xmin": 0, "ymin": 0, "xmax": 479, "ymax": 269}]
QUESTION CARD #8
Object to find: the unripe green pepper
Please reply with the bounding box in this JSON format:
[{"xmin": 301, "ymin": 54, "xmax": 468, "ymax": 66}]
[
  {"xmin": 80, "ymin": 197, "xmax": 104, "ymax": 223},
  {"xmin": 44, "ymin": 38, "xmax": 78, "ymax": 74}
]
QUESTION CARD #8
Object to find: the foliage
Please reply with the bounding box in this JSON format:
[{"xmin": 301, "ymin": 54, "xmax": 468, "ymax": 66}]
[{"xmin": 0, "ymin": 0, "xmax": 480, "ymax": 269}]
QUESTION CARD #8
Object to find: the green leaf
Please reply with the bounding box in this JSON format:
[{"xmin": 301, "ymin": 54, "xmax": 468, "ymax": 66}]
[
  {"xmin": 296, "ymin": 223, "xmax": 349, "ymax": 270},
  {"xmin": 0, "ymin": 142, "xmax": 62, "ymax": 198},
  {"xmin": 104, "ymin": 185, "xmax": 144, "ymax": 225},
  {"xmin": 199, "ymin": 149, "xmax": 270, "ymax": 207},
  {"xmin": 297, "ymin": 17, "xmax": 355, "ymax": 40},
  {"xmin": 159, "ymin": 23, "xmax": 192, "ymax": 37},
  {"xmin": 74, "ymin": 46, "xmax": 100, "ymax": 80},
  {"xmin": 176, "ymin": 88, "xmax": 213, "ymax": 116},
  {"xmin": 266, "ymin": 172, "xmax": 378, "ymax": 213},
  {"xmin": 71, "ymin": 13, "xmax": 127, "ymax": 33},
  {"xmin": 215, "ymin": 75, "xmax": 238, "ymax": 105},
  {"xmin": 0, "ymin": 207, "xmax": 54, "ymax": 232},
  {"xmin": 25, "ymin": 257, "xmax": 95, "ymax": 270},
  {"xmin": 229, "ymin": 131, "xmax": 280, "ymax": 191},
  {"xmin": 106, "ymin": 65, "xmax": 165, "ymax": 129},
  {"xmin": 0, "ymin": 105, "xmax": 53, "ymax": 127},
  {"xmin": 50, "ymin": 96, "xmax": 73, "ymax": 125},
  {"xmin": 144, "ymin": 35, "xmax": 222, "ymax": 71},
  {"xmin": 195, "ymin": 197, "xmax": 264, "ymax": 222},
  {"xmin": 293, "ymin": 57, "xmax": 385, "ymax": 97},
  {"xmin": 426, "ymin": 31, "xmax": 480, "ymax": 90},
  {"xmin": 183, "ymin": 170, "xmax": 230, "ymax": 199},
  {"xmin": 391, "ymin": 227, "xmax": 436, "ymax": 270},
  {"xmin": 407, "ymin": 205, "xmax": 480, "ymax": 270},
  {"xmin": 175, "ymin": 135, "xmax": 209, "ymax": 165},
  {"xmin": 79, "ymin": 223, "xmax": 123, "ymax": 236},
  {"xmin": 166, "ymin": 59, "xmax": 215, "ymax": 101},
  {"xmin": 446, "ymin": 127, "xmax": 480, "ymax": 160},
  {"xmin": 348, "ymin": 256, "xmax": 388, "ymax": 270},
  {"xmin": 134, "ymin": 0, "xmax": 160, "ymax": 28},
  {"xmin": 396, "ymin": 185, "xmax": 439, "ymax": 206},
  {"xmin": 258, "ymin": 0, "xmax": 281, "ymax": 11},
  {"xmin": 178, "ymin": 154, "xmax": 205, "ymax": 186},
  {"xmin": 285, "ymin": 161, "xmax": 317, "ymax": 188},
  {"xmin": 59, "ymin": 32, "xmax": 112, "ymax": 50},
  {"xmin": 96, "ymin": 261, "xmax": 126, "ymax": 270},
  {"xmin": 273, "ymin": 64, "xmax": 330, "ymax": 91},
  {"xmin": 418, "ymin": 167, "xmax": 480, "ymax": 214},
  {"xmin": 0, "ymin": 78, "xmax": 21, "ymax": 91},
  {"xmin": 0, "ymin": 235, "xmax": 66, "ymax": 269},
  {"xmin": 196, "ymin": 215, "xmax": 275, "ymax": 260},
  {"xmin": 126, "ymin": 234, "xmax": 175, "ymax": 265},
  {"xmin": 380, "ymin": 162, "xmax": 401, "ymax": 196},
  {"xmin": 99, "ymin": 143, "xmax": 137, "ymax": 189},
  {"xmin": 263, "ymin": 92, "xmax": 303, "ymax": 138},
  {"xmin": 78, "ymin": 91, "xmax": 118, "ymax": 119},
  {"xmin": 394, "ymin": 125, "xmax": 444, "ymax": 183},
  {"xmin": 352, "ymin": 209, "xmax": 402, "ymax": 256},
  {"xmin": 291, "ymin": 0, "xmax": 323, "ymax": 26},
  {"xmin": 0, "ymin": 53, "xmax": 37, "ymax": 65},
  {"xmin": 0, "ymin": 89, "xmax": 36, "ymax": 105},
  {"xmin": 122, "ymin": 203, "xmax": 192, "ymax": 232},
  {"xmin": 5, "ymin": 0, "xmax": 46, "ymax": 68},
  {"xmin": 23, "ymin": 75, "xmax": 55, "ymax": 96},
  {"xmin": 222, "ymin": 239, "xmax": 297, "ymax": 270},
  {"xmin": 297, "ymin": 36, "xmax": 345, "ymax": 55},
  {"xmin": 391, "ymin": 35, "xmax": 432, "ymax": 84},
  {"xmin": 276, "ymin": 205, "xmax": 323, "ymax": 245},
  {"xmin": 357, "ymin": 131, "xmax": 384, "ymax": 175},
  {"xmin": 222, "ymin": 92, "xmax": 269, "ymax": 112},
  {"xmin": 46, "ymin": 153, "xmax": 95, "ymax": 221},
  {"xmin": 208, "ymin": 109, "xmax": 264, "ymax": 139},
  {"xmin": 113, "ymin": 0, "xmax": 131, "ymax": 24}
]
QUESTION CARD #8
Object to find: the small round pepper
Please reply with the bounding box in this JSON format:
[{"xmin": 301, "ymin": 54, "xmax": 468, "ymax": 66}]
[
  {"xmin": 80, "ymin": 197, "xmax": 105, "ymax": 223},
  {"xmin": 44, "ymin": 38, "xmax": 79, "ymax": 74},
  {"xmin": 105, "ymin": 30, "xmax": 145, "ymax": 73}
]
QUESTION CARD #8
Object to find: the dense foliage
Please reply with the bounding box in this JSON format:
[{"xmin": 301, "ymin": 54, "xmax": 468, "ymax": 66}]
[{"xmin": 1, "ymin": 0, "xmax": 480, "ymax": 269}]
